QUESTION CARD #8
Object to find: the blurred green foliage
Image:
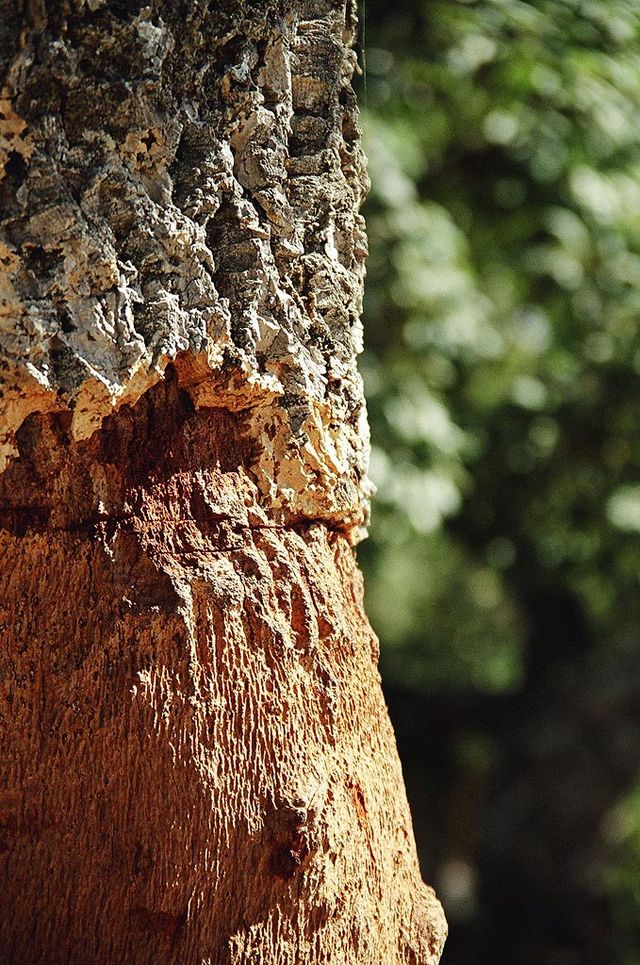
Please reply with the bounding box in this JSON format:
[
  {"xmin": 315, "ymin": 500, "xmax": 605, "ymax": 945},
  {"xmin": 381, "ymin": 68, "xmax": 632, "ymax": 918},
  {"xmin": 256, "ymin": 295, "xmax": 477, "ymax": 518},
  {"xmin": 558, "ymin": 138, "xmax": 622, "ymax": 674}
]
[{"xmin": 358, "ymin": 1, "xmax": 640, "ymax": 960}]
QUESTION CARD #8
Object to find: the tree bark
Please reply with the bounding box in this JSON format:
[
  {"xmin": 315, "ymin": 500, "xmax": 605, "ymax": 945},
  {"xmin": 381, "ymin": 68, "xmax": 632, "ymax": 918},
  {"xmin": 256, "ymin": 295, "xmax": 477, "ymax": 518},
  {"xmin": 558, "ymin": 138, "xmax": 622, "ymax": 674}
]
[{"xmin": 0, "ymin": 2, "xmax": 446, "ymax": 962}]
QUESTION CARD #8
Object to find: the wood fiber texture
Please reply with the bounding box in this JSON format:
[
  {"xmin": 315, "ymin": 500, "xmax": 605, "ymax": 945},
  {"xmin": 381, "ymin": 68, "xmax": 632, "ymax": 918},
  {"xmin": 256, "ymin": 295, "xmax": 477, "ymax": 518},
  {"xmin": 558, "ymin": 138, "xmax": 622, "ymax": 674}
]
[
  {"xmin": 0, "ymin": 1, "xmax": 446, "ymax": 961},
  {"xmin": 0, "ymin": 375, "xmax": 445, "ymax": 963}
]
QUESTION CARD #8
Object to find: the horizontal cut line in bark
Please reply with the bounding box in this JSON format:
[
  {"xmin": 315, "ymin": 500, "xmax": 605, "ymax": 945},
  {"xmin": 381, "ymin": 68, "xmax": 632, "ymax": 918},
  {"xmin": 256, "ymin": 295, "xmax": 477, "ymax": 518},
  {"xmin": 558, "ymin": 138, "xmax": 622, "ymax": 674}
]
[
  {"xmin": 0, "ymin": 508, "xmax": 346, "ymax": 540},
  {"xmin": 0, "ymin": 361, "xmax": 364, "ymax": 541}
]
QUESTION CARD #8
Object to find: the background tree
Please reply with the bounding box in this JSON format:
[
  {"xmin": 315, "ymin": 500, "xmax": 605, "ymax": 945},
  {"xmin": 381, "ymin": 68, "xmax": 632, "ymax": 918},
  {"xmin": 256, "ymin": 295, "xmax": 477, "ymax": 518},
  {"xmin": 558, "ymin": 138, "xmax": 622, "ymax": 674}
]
[
  {"xmin": 0, "ymin": 2, "xmax": 446, "ymax": 962},
  {"xmin": 359, "ymin": 1, "xmax": 640, "ymax": 963}
]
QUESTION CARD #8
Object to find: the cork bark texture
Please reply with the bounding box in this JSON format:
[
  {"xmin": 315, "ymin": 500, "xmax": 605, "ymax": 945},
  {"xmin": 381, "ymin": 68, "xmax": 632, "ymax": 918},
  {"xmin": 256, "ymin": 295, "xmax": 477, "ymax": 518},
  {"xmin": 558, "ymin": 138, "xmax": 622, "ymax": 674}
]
[{"xmin": 0, "ymin": 1, "xmax": 446, "ymax": 962}]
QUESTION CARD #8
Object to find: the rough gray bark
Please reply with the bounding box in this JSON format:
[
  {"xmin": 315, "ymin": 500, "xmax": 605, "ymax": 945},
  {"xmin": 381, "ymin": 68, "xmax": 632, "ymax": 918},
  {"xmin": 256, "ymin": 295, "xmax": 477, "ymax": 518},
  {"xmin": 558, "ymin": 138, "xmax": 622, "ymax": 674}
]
[
  {"xmin": 0, "ymin": 1, "xmax": 446, "ymax": 962},
  {"xmin": 0, "ymin": 0, "xmax": 370, "ymax": 533}
]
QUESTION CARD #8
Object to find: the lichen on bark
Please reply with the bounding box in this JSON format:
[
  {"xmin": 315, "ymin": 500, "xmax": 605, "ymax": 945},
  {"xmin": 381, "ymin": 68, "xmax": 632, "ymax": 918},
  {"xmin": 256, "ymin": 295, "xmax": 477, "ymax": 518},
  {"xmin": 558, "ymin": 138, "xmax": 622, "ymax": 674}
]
[{"xmin": 0, "ymin": 1, "xmax": 446, "ymax": 962}]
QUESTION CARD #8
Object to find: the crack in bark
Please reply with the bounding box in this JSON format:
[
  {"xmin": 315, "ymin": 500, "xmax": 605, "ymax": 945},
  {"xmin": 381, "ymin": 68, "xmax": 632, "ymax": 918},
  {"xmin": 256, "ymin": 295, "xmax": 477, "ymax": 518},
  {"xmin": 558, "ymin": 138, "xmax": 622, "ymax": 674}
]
[{"xmin": 0, "ymin": 506, "xmax": 345, "ymax": 539}]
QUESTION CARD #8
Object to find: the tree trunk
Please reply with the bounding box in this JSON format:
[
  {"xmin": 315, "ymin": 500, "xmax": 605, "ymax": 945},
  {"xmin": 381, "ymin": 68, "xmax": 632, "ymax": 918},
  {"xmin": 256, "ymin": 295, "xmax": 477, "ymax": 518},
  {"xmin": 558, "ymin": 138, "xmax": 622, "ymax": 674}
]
[{"xmin": 0, "ymin": 2, "xmax": 446, "ymax": 962}]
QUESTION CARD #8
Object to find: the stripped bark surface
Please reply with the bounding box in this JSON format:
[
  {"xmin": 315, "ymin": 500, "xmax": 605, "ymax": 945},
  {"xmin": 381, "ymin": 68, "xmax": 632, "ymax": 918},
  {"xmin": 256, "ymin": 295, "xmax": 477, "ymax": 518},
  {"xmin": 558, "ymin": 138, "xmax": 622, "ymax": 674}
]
[{"xmin": 0, "ymin": 1, "xmax": 446, "ymax": 961}]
